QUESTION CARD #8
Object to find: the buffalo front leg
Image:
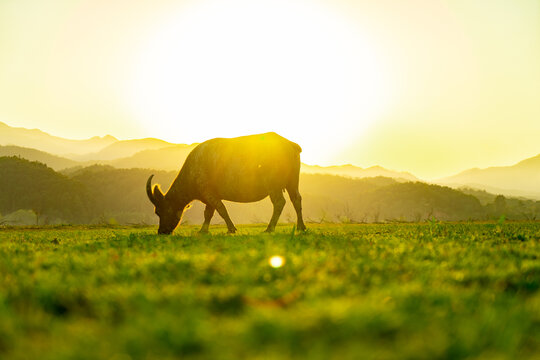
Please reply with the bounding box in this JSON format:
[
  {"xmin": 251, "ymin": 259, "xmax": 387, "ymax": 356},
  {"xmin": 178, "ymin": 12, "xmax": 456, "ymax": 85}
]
[
  {"xmin": 205, "ymin": 197, "xmax": 237, "ymax": 234},
  {"xmin": 199, "ymin": 204, "xmax": 215, "ymax": 234},
  {"xmin": 287, "ymin": 188, "xmax": 306, "ymax": 231},
  {"xmin": 265, "ymin": 190, "xmax": 286, "ymax": 233}
]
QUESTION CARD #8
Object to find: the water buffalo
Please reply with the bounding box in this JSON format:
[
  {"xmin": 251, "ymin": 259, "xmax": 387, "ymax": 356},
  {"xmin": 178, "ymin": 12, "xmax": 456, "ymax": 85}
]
[{"xmin": 146, "ymin": 132, "xmax": 307, "ymax": 234}]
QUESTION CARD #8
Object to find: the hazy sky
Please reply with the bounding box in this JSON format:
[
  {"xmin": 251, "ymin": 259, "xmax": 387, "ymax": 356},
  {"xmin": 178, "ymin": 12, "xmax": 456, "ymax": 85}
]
[{"xmin": 1, "ymin": 0, "xmax": 539, "ymax": 179}]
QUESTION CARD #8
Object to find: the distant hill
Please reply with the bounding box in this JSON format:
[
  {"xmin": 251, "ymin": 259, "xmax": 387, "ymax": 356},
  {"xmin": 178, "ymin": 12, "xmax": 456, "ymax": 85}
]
[
  {"xmin": 0, "ymin": 121, "xmax": 117, "ymax": 156},
  {"xmin": 2, "ymin": 122, "xmax": 539, "ymax": 200},
  {"xmin": 0, "ymin": 142, "xmax": 197, "ymax": 172},
  {"xmin": 0, "ymin": 143, "xmax": 422, "ymax": 184},
  {"xmin": 106, "ymin": 148, "xmax": 420, "ymax": 180},
  {"xmin": 4, "ymin": 157, "xmax": 538, "ymax": 225},
  {"xmin": 0, "ymin": 157, "xmax": 90, "ymax": 223},
  {"xmin": 72, "ymin": 138, "xmax": 175, "ymax": 161},
  {"xmin": 0, "ymin": 145, "xmax": 80, "ymax": 170},
  {"xmin": 301, "ymin": 164, "xmax": 418, "ymax": 182},
  {"xmin": 438, "ymin": 153, "xmax": 540, "ymax": 199},
  {"xmin": 359, "ymin": 182, "xmax": 484, "ymax": 222},
  {"xmin": 0, "ymin": 122, "xmax": 425, "ymax": 180},
  {"xmin": 65, "ymin": 167, "xmax": 498, "ymax": 224},
  {"xmin": 108, "ymin": 144, "xmax": 198, "ymax": 170},
  {"xmin": 68, "ymin": 165, "xmax": 175, "ymax": 224}
]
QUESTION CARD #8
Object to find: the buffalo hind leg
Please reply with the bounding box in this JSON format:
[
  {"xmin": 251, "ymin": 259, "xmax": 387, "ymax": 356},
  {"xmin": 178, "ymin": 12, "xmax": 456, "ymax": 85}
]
[
  {"xmin": 199, "ymin": 204, "xmax": 215, "ymax": 234},
  {"xmin": 287, "ymin": 187, "xmax": 307, "ymax": 231},
  {"xmin": 265, "ymin": 190, "xmax": 286, "ymax": 233},
  {"xmin": 206, "ymin": 197, "xmax": 237, "ymax": 234}
]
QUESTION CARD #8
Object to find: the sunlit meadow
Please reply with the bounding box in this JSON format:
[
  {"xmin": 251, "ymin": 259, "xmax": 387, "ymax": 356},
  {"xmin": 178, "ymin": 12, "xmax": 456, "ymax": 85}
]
[{"xmin": 1, "ymin": 223, "xmax": 539, "ymax": 359}]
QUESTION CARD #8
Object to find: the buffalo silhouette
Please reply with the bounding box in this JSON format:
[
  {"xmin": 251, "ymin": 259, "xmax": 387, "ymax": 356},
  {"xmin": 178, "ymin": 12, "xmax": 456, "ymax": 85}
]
[{"xmin": 146, "ymin": 132, "xmax": 306, "ymax": 234}]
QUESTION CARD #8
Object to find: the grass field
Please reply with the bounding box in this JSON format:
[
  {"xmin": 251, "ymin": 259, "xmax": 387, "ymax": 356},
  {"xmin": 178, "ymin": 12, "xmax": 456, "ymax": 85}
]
[{"xmin": 0, "ymin": 222, "xmax": 539, "ymax": 359}]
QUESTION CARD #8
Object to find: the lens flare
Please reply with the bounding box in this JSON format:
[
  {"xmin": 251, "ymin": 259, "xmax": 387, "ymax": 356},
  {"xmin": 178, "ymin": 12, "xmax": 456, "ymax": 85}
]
[{"xmin": 269, "ymin": 255, "xmax": 285, "ymax": 268}]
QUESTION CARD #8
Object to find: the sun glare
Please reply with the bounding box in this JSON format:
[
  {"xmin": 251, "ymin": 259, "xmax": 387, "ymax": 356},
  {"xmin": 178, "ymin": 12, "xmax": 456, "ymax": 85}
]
[{"xmin": 127, "ymin": 0, "xmax": 390, "ymax": 164}]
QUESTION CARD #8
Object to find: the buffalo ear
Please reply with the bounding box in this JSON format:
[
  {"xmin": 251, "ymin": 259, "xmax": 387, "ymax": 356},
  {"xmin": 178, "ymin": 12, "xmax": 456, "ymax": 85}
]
[{"xmin": 153, "ymin": 185, "xmax": 165, "ymax": 203}]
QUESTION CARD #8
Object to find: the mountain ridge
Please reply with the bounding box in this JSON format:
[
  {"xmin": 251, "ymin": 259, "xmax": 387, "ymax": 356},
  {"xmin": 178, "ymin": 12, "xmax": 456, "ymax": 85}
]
[
  {"xmin": 0, "ymin": 121, "xmax": 117, "ymax": 156},
  {"xmin": 0, "ymin": 144, "xmax": 417, "ymax": 182},
  {"xmin": 300, "ymin": 163, "xmax": 418, "ymax": 182},
  {"xmin": 0, "ymin": 122, "xmax": 421, "ymax": 180},
  {"xmin": 437, "ymin": 153, "xmax": 540, "ymax": 199},
  {"xmin": 4, "ymin": 156, "xmax": 538, "ymax": 226},
  {"xmin": 71, "ymin": 138, "xmax": 176, "ymax": 161},
  {"xmin": 0, "ymin": 145, "xmax": 82, "ymax": 170},
  {"xmin": 2, "ymin": 121, "xmax": 539, "ymax": 198}
]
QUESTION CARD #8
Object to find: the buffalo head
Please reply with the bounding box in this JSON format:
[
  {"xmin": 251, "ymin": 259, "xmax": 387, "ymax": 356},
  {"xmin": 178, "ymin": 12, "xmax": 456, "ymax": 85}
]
[{"xmin": 146, "ymin": 175, "xmax": 184, "ymax": 234}]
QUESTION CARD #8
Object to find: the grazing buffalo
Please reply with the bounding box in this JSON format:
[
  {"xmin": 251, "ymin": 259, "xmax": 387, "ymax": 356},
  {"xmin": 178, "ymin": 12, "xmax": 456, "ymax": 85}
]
[{"xmin": 146, "ymin": 132, "xmax": 307, "ymax": 234}]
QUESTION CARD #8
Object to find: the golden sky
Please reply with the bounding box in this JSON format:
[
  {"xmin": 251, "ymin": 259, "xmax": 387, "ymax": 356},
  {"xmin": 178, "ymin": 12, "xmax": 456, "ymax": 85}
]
[{"xmin": 0, "ymin": 0, "xmax": 539, "ymax": 179}]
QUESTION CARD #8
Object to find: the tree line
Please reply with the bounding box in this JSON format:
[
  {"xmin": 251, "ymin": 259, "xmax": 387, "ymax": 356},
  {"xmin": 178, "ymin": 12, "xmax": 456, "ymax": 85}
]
[{"xmin": 0, "ymin": 156, "xmax": 538, "ymax": 226}]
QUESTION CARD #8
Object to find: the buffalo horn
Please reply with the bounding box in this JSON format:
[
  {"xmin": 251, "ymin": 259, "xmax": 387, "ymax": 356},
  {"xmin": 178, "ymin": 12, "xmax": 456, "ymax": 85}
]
[{"xmin": 146, "ymin": 174, "xmax": 156, "ymax": 205}]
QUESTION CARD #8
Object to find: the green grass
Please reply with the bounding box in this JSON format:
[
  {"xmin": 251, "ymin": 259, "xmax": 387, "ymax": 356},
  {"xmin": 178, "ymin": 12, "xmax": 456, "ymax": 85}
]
[{"xmin": 1, "ymin": 223, "xmax": 539, "ymax": 359}]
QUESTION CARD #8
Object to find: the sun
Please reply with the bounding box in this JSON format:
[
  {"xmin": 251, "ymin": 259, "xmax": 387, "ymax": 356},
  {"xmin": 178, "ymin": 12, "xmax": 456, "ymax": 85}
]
[{"xmin": 126, "ymin": 0, "xmax": 391, "ymax": 164}]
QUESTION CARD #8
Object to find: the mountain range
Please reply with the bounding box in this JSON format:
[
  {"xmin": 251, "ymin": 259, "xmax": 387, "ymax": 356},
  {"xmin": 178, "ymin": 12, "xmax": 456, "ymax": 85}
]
[
  {"xmin": 0, "ymin": 121, "xmax": 538, "ymax": 199},
  {"xmin": 5, "ymin": 156, "xmax": 538, "ymax": 226},
  {"xmin": 0, "ymin": 122, "xmax": 417, "ymax": 179},
  {"xmin": 300, "ymin": 164, "xmax": 418, "ymax": 182},
  {"xmin": 70, "ymin": 138, "xmax": 177, "ymax": 161},
  {"xmin": 437, "ymin": 155, "xmax": 540, "ymax": 199},
  {"xmin": 0, "ymin": 121, "xmax": 116, "ymax": 156}
]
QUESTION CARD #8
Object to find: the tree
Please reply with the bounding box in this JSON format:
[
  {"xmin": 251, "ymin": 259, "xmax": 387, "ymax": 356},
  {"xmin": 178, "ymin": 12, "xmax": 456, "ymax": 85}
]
[{"xmin": 494, "ymin": 195, "xmax": 507, "ymax": 214}]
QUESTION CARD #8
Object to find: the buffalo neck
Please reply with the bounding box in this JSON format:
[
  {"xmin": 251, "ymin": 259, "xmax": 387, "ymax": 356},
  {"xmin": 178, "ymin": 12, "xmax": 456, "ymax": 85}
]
[{"xmin": 164, "ymin": 172, "xmax": 194, "ymax": 209}]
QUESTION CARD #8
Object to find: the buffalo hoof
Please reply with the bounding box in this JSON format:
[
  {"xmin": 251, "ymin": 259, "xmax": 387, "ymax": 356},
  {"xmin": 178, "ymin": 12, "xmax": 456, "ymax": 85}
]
[
  {"xmin": 227, "ymin": 228, "xmax": 237, "ymax": 234},
  {"xmin": 263, "ymin": 228, "xmax": 275, "ymax": 233}
]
